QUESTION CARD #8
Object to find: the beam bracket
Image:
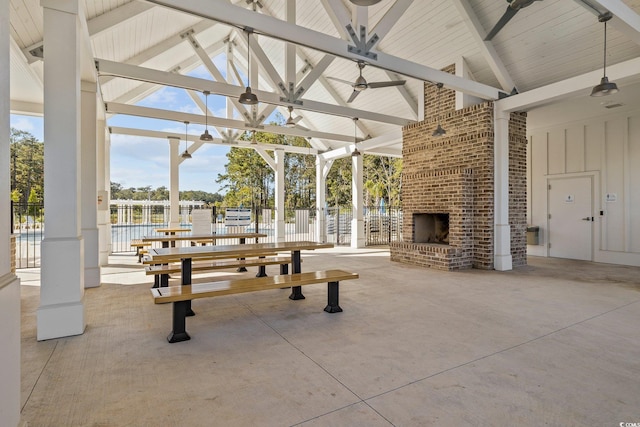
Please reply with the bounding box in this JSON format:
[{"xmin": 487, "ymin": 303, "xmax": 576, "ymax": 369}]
[
  {"xmin": 278, "ymin": 82, "xmax": 304, "ymax": 105},
  {"xmin": 346, "ymin": 24, "xmax": 378, "ymax": 61}
]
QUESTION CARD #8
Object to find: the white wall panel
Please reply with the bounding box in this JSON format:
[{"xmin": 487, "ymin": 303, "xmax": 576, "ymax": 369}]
[
  {"xmin": 547, "ymin": 128, "xmax": 565, "ymax": 175},
  {"xmin": 530, "ymin": 132, "xmax": 548, "ymax": 253},
  {"xmin": 604, "ymin": 118, "xmax": 625, "ymax": 252},
  {"xmin": 585, "ymin": 122, "xmax": 603, "ymax": 172},
  {"xmin": 565, "ymin": 125, "xmax": 584, "ymax": 173},
  {"xmin": 528, "ymin": 109, "xmax": 640, "ymax": 266},
  {"xmin": 628, "ymin": 116, "xmax": 640, "ymax": 254}
]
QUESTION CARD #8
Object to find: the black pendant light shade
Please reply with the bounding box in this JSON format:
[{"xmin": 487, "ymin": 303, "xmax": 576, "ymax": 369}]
[
  {"xmin": 432, "ymin": 124, "xmax": 446, "ymax": 137},
  {"xmin": 349, "ymin": 0, "xmax": 382, "ymax": 6},
  {"xmin": 200, "ymin": 91, "xmax": 214, "ymax": 141},
  {"xmin": 239, "ymin": 28, "xmax": 259, "ymax": 105},
  {"xmin": 591, "ymin": 76, "xmax": 618, "ymax": 97},
  {"xmin": 591, "ymin": 12, "xmax": 619, "ymax": 97},
  {"xmin": 239, "ymin": 86, "xmax": 259, "ymax": 105},
  {"xmin": 181, "ymin": 121, "xmax": 192, "ymax": 159}
]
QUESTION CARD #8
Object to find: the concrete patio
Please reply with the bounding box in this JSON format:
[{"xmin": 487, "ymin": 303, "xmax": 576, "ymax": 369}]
[{"xmin": 18, "ymin": 247, "xmax": 640, "ymax": 426}]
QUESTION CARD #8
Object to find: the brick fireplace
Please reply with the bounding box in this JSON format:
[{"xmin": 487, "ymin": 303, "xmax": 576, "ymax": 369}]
[{"xmin": 390, "ymin": 65, "xmax": 527, "ymax": 271}]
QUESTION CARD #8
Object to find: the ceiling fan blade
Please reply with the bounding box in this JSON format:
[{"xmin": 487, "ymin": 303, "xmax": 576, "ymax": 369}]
[
  {"xmin": 347, "ymin": 90, "xmax": 361, "ymax": 103},
  {"xmin": 326, "ymin": 76, "xmax": 356, "ymax": 87},
  {"xmin": 368, "ymin": 80, "xmax": 406, "ymax": 89},
  {"xmin": 484, "ymin": 5, "xmax": 519, "ymax": 41}
]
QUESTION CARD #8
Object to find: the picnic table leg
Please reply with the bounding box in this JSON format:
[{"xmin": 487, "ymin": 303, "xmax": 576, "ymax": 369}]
[
  {"xmin": 237, "ymin": 237, "xmax": 248, "ymax": 272},
  {"xmin": 256, "ymin": 255, "xmax": 267, "ymax": 277},
  {"xmin": 324, "ymin": 281, "xmax": 342, "ymax": 313},
  {"xmin": 182, "ymin": 258, "xmax": 195, "ymax": 317},
  {"xmin": 289, "ymin": 250, "xmax": 305, "ymax": 300},
  {"xmin": 167, "ymin": 301, "xmax": 191, "ymax": 343}
]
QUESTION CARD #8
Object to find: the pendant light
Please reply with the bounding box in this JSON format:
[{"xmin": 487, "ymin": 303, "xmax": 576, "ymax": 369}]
[
  {"xmin": 239, "ymin": 28, "xmax": 259, "ymax": 105},
  {"xmin": 285, "ymin": 106, "xmax": 296, "ymax": 128},
  {"xmin": 591, "ymin": 12, "xmax": 618, "ymax": 97},
  {"xmin": 432, "ymin": 83, "xmax": 446, "ymax": 137},
  {"xmin": 349, "ymin": 0, "xmax": 382, "ymax": 5},
  {"xmin": 200, "ymin": 91, "xmax": 214, "ymax": 141},
  {"xmin": 181, "ymin": 121, "xmax": 192, "ymax": 159},
  {"xmin": 352, "ymin": 117, "xmax": 361, "ymax": 157}
]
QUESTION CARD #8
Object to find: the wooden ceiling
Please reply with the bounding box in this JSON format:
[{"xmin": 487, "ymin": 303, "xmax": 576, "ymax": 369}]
[{"xmin": 9, "ymin": 0, "xmax": 640, "ymax": 155}]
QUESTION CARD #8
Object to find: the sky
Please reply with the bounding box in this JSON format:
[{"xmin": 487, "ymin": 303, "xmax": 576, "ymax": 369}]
[{"xmin": 9, "ymin": 60, "xmax": 280, "ymax": 195}]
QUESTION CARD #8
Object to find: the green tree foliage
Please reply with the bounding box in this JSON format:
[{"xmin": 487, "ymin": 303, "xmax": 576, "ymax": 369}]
[
  {"xmin": 363, "ymin": 154, "xmax": 402, "ymax": 207},
  {"xmin": 10, "ymin": 128, "xmax": 44, "ymax": 207},
  {"xmin": 215, "ymin": 114, "xmax": 403, "ymax": 209},
  {"xmin": 109, "ymin": 182, "xmax": 222, "ymax": 204}
]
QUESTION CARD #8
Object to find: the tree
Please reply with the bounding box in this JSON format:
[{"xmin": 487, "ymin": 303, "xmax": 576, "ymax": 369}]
[
  {"xmin": 216, "ymin": 114, "xmax": 316, "ymax": 209},
  {"xmin": 10, "ymin": 128, "xmax": 44, "ymax": 208},
  {"xmin": 363, "ymin": 155, "xmax": 402, "ymax": 207}
]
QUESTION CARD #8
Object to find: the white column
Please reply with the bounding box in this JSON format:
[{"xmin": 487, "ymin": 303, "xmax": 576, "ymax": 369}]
[
  {"xmin": 38, "ymin": 0, "xmax": 86, "ymax": 340},
  {"xmin": 97, "ymin": 123, "xmax": 110, "ymax": 265},
  {"xmin": 0, "ymin": 0, "xmax": 22, "ymax": 421},
  {"xmin": 81, "ymin": 81, "xmax": 100, "ymax": 288},
  {"xmin": 117, "ymin": 204, "xmax": 123, "ymax": 224},
  {"xmin": 351, "ymin": 154, "xmax": 365, "ymax": 248},
  {"xmin": 274, "ymin": 148, "xmax": 285, "ymax": 242},
  {"xmin": 494, "ymin": 105, "xmax": 512, "ymax": 271},
  {"xmin": 315, "ymin": 155, "xmax": 327, "ymax": 243},
  {"xmin": 168, "ymin": 136, "xmax": 180, "ymax": 227}
]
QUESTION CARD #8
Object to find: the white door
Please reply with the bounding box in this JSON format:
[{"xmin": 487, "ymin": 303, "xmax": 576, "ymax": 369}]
[{"xmin": 548, "ymin": 176, "xmax": 593, "ymax": 260}]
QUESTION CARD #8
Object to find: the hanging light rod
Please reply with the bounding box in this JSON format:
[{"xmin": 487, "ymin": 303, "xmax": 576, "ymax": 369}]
[
  {"xmin": 200, "ymin": 90, "xmax": 214, "ymax": 141},
  {"xmin": 181, "ymin": 120, "xmax": 192, "ymax": 159},
  {"xmin": 238, "ymin": 27, "xmax": 259, "ymax": 105},
  {"xmin": 352, "ymin": 117, "xmax": 361, "ymax": 157},
  {"xmin": 591, "ymin": 12, "xmax": 619, "ymax": 97},
  {"xmin": 432, "ymin": 82, "xmax": 446, "ymax": 137}
]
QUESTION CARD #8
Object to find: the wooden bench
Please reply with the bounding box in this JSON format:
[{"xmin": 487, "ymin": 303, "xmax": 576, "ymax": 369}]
[
  {"xmin": 131, "ymin": 239, "xmax": 152, "ymax": 262},
  {"xmin": 146, "ymin": 255, "xmax": 293, "ymax": 288},
  {"xmin": 150, "ymin": 269, "xmax": 359, "ymax": 343}
]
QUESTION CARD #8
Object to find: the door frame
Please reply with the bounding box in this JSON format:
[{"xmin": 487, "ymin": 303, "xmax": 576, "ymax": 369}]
[{"xmin": 545, "ymin": 171, "xmax": 600, "ymax": 260}]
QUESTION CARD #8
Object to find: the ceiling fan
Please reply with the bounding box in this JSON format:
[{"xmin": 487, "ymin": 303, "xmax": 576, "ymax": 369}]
[
  {"xmin": 484, "ymin": 0, "xmax": 543, "ymax": 41},
  {"xmin": 327, "ymin": 61, "xmax": 406, "ymax": 103}
]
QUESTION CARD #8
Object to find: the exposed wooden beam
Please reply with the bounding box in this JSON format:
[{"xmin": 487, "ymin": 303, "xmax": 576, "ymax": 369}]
[
  {"xmin": 574, "ymin": 0, "xmax": 640, "ymax": 45},
  {"xmin": 145, "ymin": 0, "xmax": 504, "ymax": 99},
  {"xmin": 450, "ymin": 0, "xmax": 516, "ymax": 92},
  {"xmin": 109, "ymin": 125, "xmax": 319, "ymax": 155},
  {"xmin": 496, "ymin": 56, "xmax": 640, "ymax": 112},
  {"xmin": 97, "ymin": 59, "xmax": 414, "ymax": 126},
  {"xmin": 105, "ymin": 102, "xmax": 356, "ymax": 143}
]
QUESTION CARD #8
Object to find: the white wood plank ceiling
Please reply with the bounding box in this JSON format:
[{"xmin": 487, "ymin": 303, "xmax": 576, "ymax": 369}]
[{"xmin": 8, "ymin": 0, "xmax": 640, "ymax": 155}]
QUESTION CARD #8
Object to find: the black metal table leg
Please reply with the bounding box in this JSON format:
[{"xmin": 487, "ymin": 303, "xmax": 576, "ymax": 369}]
[
  {"xmin": 168, "ymin": 300, "xmax": 191, "ymax": 343},
  {"xmin": 237, "ymin": 237, "xmax": 247, "ymax": 272},
  {"xmin": 324, "ymin": 281, "xmax": 342, "ymax": 313},
  {"xmin": 182, "ymin": 258, "xmax": 195, "ymax": 317},
  {"xmin": 289, "ymin": 250, "xmax": 305, "ymax": 300},
  {"xmin": 256, "ymin": 256, "xmax": 267, "ymax": 277}
]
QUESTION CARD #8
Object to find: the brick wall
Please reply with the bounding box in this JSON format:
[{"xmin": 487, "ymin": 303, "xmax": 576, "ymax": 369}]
[{"xmin": 390, "ymin": 64, "xmax": 527, "ymax": 270}]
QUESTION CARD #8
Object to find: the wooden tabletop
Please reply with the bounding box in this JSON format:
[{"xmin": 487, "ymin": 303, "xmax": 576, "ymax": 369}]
[
  {"xmin": 142, "ymin": 232, "xmax": 267, "ymax": 243},
  {"xmin": 149, "ymin": 241, "xmax": 333, "ymax": 262},
  {"xmin": 154, "ymin": 228, "xmax": 191, "ymax": 234}
]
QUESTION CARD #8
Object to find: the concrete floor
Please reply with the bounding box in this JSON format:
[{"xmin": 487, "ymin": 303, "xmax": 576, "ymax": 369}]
[{"xmin": 17, "ymin": 248, "xmax": 640, "ymax": 426}]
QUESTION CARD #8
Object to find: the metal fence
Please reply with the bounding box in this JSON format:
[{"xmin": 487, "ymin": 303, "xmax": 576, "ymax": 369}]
[
  {"xmin": 11, "ymin": 203, "xmax": 404, "ymax": 268},
  {"xmin": 12, "ymin": 203, "xmax": 44, "ymax": 269}
]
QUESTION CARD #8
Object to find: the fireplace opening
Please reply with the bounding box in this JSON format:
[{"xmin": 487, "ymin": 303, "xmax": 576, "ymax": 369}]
[{"xmin": 413, "ymin": 213, "xmax": 449, "ymax": 244}]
